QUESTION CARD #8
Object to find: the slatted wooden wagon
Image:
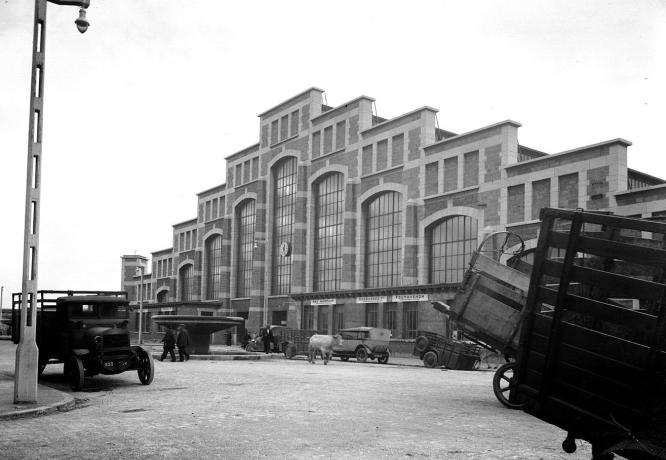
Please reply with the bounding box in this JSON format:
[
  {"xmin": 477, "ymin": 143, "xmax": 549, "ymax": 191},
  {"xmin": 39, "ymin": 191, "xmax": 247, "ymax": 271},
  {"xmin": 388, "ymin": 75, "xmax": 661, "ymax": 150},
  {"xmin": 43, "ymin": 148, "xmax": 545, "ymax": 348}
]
[
  {"xmin": 438, "ymin": 231, "xmax": 531, "ymax": 408},
  {"xmin": 515, "ymin": 208, "xmax": 666, "ymax": 459}
]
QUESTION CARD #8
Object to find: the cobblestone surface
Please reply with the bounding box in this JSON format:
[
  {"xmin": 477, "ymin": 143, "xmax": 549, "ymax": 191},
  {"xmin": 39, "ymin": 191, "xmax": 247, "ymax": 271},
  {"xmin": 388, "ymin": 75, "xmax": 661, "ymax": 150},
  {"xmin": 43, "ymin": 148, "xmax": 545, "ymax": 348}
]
[{"xmin": 0, "ymin": 341, "xmax": 592, "ymax": 459}]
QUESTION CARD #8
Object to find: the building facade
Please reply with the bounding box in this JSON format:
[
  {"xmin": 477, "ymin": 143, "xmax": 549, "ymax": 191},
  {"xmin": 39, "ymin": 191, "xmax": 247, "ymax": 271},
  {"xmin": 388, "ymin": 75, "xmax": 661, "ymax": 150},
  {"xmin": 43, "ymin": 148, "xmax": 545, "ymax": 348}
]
[{"xmin": 121, "ymin": 87, "xmax": 666, "ymax": 345}]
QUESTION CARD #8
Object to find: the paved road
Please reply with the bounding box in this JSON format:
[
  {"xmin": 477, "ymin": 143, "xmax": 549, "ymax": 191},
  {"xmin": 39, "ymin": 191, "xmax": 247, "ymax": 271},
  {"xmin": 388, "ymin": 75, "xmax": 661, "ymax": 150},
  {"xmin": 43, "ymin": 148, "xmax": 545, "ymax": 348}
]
[{"xmin": 0, "ymin": 342, "xmax": 592, "ymax": 459}]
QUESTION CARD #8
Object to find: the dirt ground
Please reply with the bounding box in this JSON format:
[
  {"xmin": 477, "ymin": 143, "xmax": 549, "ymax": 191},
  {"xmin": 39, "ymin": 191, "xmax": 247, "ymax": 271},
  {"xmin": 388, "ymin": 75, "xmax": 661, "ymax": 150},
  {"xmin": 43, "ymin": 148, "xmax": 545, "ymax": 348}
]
[{"xmin": 0, "ymin": 340, "xmax": 593, "ymax": 459}]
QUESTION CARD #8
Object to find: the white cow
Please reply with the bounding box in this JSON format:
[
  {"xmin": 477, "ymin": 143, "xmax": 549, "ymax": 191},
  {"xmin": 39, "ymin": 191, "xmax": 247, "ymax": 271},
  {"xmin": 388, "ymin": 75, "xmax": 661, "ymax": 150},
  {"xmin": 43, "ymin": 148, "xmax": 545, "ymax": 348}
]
[{"xmin": 308, "ymin": 334, "xmax": 343, "ymax": 365}]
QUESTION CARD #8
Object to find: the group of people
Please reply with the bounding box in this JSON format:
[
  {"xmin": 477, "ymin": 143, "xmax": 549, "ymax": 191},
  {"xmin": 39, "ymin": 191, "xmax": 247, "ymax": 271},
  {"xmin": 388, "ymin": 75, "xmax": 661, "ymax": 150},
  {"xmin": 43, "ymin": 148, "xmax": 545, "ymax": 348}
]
[
  {"xmin": 241, "ymin": 325, "xmax": 275, "ymax": 354},
  {"xmin": 160, "ymin": 324, "xmax": 190, "ymax": 362}
]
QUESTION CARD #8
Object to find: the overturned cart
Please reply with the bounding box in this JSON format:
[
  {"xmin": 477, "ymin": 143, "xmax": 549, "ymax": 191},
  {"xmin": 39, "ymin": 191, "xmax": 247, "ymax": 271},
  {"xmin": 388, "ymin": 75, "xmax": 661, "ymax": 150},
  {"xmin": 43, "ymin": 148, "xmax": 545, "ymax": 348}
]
[
  {"xmin": 515, "ymin": 208, "xmax": 666, "ymax": 459},
  {"xmin": 439, "ymin": 231, "xmax": 531, "ymax": 408}
]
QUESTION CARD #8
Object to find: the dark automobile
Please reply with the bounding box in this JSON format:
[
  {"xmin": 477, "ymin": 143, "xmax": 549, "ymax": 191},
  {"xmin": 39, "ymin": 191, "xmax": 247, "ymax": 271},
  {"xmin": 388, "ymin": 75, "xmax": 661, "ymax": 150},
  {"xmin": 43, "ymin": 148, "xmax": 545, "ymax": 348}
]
[
  {"xmin": 12, "ymin": 290, "xmax": 154, "ymax": 391},
  {"xmin": 332, "ymin": 327, "xmax": 391, "ymax": 363}
]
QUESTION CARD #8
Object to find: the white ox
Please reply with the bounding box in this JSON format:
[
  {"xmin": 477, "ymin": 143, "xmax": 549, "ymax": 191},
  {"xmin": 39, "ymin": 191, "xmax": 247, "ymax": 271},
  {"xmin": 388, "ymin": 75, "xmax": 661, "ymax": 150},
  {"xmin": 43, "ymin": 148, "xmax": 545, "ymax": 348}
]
[{"xmin": 308, "ymin": 334, "xmax": 343, "ymax": 365}]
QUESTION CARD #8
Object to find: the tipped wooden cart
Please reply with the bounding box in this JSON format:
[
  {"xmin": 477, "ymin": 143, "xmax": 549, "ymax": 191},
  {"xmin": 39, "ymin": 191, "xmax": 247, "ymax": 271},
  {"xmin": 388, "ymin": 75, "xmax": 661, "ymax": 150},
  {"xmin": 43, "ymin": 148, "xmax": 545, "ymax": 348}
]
[
  {"xmin": 515, "ymin": 208, "xmax": 666, "ymax": 459},
  {"xmin": 441, "ymin": 231, "xmax": 532, "ymax": 408}
]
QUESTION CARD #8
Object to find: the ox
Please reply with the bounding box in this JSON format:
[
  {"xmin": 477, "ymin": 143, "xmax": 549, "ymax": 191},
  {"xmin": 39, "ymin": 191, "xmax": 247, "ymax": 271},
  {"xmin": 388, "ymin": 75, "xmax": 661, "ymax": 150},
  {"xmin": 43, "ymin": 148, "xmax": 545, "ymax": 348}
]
[{"xmin": 308, "ymin": 334, "xmax": 343, "ymax": 365}]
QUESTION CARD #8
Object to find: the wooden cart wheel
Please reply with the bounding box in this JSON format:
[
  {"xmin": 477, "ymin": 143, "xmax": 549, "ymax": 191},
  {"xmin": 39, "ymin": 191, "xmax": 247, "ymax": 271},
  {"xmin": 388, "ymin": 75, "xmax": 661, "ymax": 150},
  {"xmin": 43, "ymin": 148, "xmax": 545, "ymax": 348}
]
[
  {"xmin": 377, "ymin": 354, "xmax": 389, "ymax": 364},
  {"xmin": 414, "ymin": 336, "xmax": 429, "ymax": 353},
  {"xmin": 136, "ymin": 347, "xmax": 155, "ymax": 385},
  {"xmin": 66, "ymin": 355, "xmax": 84, "ymax": 391},
  {"xmin": 284, "ymin": 343, "xmax": 296, "ymax": 359},
  {"xmin": 356, "ymin": 347, "xmax": 368, "ymax": 363},
  {"xmin": 492, "ymin": 362, "xmax": 525, "ymax": 409},
  {"xmin": 423, "ymin": 351, "xmax": 439, "ymax": 368}
]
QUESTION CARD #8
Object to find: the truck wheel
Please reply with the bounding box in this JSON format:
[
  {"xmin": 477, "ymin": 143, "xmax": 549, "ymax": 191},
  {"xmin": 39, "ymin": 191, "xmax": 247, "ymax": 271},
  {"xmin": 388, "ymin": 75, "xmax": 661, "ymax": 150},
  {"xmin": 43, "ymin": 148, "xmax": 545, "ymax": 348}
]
[
  {"xmin": 377, "ymin": 354, "xmax": 389, "ymax": 364},
  {"xmin": 492, "ymin": 362, "xmax": 525, "ymax": 409},
  {"xmin": 137, "ymin": 347, "xmax": 154, "ymax": 385},
  {"xmin": 356, "ymin": 347, "xmax": 368, "ymax": 363},
  {"xmin": 66, "ymin": 356, "xmax": 84, "ymax": 391},
  {"xmin": 284, "ymin": 343, "xmax": 296, "ymax": 359},
  {"xmin": 423, "ymin": 351, "xmax": 439, "ymax": 368}
]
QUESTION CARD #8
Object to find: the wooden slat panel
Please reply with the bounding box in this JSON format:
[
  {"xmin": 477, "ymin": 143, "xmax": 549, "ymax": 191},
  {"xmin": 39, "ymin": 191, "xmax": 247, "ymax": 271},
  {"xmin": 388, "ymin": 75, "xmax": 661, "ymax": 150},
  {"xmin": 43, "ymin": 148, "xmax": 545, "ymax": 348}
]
[
  {"xmin": 558, "ymin": 322, "xmax": 652, "ymax": 368},
  {"xmin": 549, "ymin": 232, "xmax": 666, "ymax": 266},
  {"xmin": 473, "ymin": 253, "xmax": 531, "ymax": 292},
  {"xmin": 541, "ymin": 208, "xmax": 666, "ymax": 235},
  {"xmin": 455, "ymin": 288, "xmax": 522, "ymax": 350},
  {"xmin": 542, "ymin": 260, "xmax": 664, "ymax": 300},
  {"xmin": 475, "ymin": 274, "xmax": 526, "ymax": 311},
  {"xmin": 538, "ymin": 287, "xmax": 657, "ymax": 335}
]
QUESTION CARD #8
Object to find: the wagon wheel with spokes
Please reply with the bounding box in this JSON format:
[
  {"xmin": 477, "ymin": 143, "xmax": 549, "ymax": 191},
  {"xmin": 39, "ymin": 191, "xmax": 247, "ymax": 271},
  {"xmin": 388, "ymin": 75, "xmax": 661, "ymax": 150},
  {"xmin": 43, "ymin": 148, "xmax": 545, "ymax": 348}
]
[
  {"xmin": 136, "ymin": 347, "xmax": 154, "ymax": 385},
  {"xmin": 492, "ymin": 362, "xmax": 525, "ymax": 409}
]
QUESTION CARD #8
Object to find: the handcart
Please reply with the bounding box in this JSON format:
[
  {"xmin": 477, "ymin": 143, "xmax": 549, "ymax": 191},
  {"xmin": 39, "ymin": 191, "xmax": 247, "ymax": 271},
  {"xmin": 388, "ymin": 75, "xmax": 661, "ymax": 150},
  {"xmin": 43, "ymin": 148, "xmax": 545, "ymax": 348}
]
[
  {"xmin": 440, "ymin": 231, "xmax": 532, "ymax": 408},
  {"xmin": 515, "ymin": 208, "xmax": 666, "ymax": 459}
]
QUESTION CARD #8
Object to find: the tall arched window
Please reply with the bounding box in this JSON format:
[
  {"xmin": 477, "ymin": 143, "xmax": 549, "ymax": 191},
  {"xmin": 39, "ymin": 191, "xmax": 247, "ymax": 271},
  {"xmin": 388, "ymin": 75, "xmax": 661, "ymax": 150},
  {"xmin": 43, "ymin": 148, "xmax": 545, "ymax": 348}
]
[
  {"xmin": 205, "ymin": 235, "xmax": 223, "ymax": 299},
  {"xmin": 429, "ymin": 215, "xmax": 478, "ymax": 284},
  {"xmin": 365, "ymin": 191, "xmax": 402, "ymax": 288},
  {"xmin": 236, "ymin": 199, "xmax": 256, "ymax": 298},
  {"xmin": 272, "ymin": 157, "xmax": 297, "ymax": 295},
  {"xmin": 314, "ymin": 173, "xmax": 344, "ymax": 291},
  {"xmin": 179, "ymin": 264, "xmax": 194, "ymax": 301}
]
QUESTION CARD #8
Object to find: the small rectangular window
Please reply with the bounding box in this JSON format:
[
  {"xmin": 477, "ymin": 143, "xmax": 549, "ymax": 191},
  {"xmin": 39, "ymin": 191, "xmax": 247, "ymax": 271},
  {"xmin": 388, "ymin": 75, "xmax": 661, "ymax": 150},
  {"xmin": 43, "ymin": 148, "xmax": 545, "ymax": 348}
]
[
  {"xmin": 425, "ymin": 162, "xmax": 439, "ymax": 196},
  {"xmin": 243, "ymin": 160, "xmax": 250, "ymax": 183},
  {"xmin": 443, "ymin": 157, "xmax": 458, "ymax": 192},
  {"xmin": 463, "ymin": 151, "xmax": 479, "ymax": 188},
  {"xmin": 335, "ymin": 121, "xmax": 346, "ymax": 150},
  {"xmin": 362, "ymin": 144, "xmax": 374, "ymax": 175},
  {"xmin": 323, "ymin": 126, "xmax": 333, "ymax": 154},
  {"xmin": 312, "ymin": 131, "xmax": 321, "ymax": 157},
  {"xmin": 290, "ymin": 110, "xmax": 299, "ymax": 137},
  {"xmin": 235, "ymin": 164, "xmax": 242, "ymax": 185},
  {"xmin": 280, "ymin": 115, "xmax": 289, "ymax": 140},
  {"xmin": 391, "ymin": 134, "xmax": 404, "ymax": 166},
  {"xmin": 270, "ymin": 120, "xmax": 279, "ymax": 145},
  {"xmin": 376, "ymin": 140, "xmax": 388, "ymax": 171}
]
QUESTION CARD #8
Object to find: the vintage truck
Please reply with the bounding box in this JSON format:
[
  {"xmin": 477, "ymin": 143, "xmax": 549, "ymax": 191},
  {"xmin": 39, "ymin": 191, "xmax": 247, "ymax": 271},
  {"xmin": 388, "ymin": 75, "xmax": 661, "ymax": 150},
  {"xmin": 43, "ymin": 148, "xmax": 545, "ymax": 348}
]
[{"xmin": 12, "ymin": 290, "xmax": 154, "ymax": 391}]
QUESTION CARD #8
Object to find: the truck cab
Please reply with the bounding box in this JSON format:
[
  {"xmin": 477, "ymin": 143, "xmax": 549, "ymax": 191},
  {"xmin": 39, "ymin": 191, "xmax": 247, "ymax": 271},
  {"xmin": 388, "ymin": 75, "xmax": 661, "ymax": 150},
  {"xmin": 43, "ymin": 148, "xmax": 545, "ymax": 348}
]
[{"xmin": 12, "ymin": 290, "xmax": 154, "ymax": 390}]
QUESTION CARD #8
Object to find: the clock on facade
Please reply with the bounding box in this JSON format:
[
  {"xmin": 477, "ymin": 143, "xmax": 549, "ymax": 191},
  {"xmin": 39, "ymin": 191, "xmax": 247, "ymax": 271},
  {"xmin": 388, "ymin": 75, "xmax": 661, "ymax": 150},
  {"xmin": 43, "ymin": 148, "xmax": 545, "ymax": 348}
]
[{"xmin": 279, "ymin": 241, "xmax": 291, "ymax": 257}]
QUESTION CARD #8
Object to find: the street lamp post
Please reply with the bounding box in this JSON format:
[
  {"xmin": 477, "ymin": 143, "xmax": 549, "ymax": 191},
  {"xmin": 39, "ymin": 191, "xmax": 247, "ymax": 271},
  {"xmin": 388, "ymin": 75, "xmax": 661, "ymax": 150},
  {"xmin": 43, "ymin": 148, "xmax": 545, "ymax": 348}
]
[
  {"xmin": 136, "ymin": 266, "xmax": 144, "ymax": 344},
  {"xmin": 15, "ymin": 0, "xmax": 92, "ymax": 404}
]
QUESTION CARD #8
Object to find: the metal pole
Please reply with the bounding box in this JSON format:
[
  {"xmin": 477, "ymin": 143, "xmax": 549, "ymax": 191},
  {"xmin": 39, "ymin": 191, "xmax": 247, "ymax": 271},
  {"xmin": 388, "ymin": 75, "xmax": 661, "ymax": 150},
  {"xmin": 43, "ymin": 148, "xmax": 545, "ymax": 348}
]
[{"xmin": 137, "ymin": 267, "xmax": 143, "ymax": 344}]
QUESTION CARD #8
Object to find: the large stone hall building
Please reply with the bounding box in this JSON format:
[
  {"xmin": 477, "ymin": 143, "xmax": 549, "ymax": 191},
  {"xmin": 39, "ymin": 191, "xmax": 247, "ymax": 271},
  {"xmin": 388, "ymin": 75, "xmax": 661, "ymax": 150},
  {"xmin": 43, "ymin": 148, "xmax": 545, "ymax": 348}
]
[{"xmin": 121, "ymin": 87, "xmax": 666, "ymax": 345}]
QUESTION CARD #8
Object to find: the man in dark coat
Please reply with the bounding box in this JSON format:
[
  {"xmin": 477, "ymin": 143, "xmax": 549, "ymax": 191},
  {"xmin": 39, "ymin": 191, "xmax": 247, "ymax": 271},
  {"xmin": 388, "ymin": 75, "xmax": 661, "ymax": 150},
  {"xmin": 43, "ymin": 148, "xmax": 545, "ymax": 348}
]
[
  {"xmin": 176, "ymin": 324, "xmax": 191, "ymax": 362},
  {"xmin": 261, "ymin": 324, "xmax": 273, "ymax": 354},
  {"xmin": 160, "ymin": 327, "xmax": 177, "ymax": 362}
]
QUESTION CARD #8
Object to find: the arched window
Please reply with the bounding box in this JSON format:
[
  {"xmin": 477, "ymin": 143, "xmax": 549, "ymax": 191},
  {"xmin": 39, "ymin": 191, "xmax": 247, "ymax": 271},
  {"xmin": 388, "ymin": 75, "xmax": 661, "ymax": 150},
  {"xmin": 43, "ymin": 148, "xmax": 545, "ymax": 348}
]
[
  {"xmin": 272, "ymin": 157, "xmax": 297, "ymax": 295},
  {"xmin": 236, "ymin": 199, "xmax": 256, "ymax": 298},
  {"xmin": 205, "ymin": 235, "xmax": 223, "ymax": 300},
  {"xmin": 179, "ymin": 264, "xmax": 194, "ymax": 301},
  {"xmin": 429, "ymin": 215, "xmax": 478, "ymax": 284},
  {"xmin": 156, "ymin": 290, "xmax": 168, "ymax": 303},
  {"xmin": 365, "ymin": 191, "xmax": 402, "ymax": 288},
  {"xmin": 314, "ymin": 173, "xmax": 344, "ymax": 291}
]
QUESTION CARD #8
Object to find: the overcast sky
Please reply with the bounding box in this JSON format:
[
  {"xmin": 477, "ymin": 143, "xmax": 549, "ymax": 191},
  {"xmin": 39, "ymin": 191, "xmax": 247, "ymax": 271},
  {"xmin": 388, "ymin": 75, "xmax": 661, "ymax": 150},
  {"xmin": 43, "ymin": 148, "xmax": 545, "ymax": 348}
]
[{"xmin": 0, "ymin": 0, "xmax": 664, "ymax": 303}]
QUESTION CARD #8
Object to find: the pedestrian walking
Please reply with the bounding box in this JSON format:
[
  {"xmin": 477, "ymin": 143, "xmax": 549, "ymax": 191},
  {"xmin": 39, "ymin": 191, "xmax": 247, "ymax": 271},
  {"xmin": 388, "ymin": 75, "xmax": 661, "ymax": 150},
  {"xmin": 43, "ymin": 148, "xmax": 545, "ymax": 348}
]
[
  {"xmin": 176, "ymin": 324, "xmax": 191, "ymax": 362},
  {"xmin": 160, "ymin": 327, "xmax": 177, "ymax": 362},
  {"xmin": 261, "ymin": 324, "xmax": 273, "ymax": 354}
]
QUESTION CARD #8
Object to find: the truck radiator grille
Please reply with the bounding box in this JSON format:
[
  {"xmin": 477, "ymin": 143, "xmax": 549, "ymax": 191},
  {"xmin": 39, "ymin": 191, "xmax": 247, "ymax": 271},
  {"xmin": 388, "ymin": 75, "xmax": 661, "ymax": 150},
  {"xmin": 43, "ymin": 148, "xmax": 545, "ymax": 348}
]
[{"xmin": 103, "ymin": 334, "xmax": 130, "ymax": 348}]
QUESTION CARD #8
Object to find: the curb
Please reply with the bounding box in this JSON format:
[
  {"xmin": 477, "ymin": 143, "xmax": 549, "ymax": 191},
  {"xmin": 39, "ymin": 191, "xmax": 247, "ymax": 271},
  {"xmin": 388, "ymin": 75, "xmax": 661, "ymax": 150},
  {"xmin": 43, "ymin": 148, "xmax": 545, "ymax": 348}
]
[{"xmin": 0, "ymin": 387, "xmax": 76, "ymax": 421}]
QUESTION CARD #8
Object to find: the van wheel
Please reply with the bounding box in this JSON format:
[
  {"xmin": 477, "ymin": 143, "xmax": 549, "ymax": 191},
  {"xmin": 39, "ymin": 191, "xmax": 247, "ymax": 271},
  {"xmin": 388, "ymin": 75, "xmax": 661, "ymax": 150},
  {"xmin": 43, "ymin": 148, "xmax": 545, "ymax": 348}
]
[
  {"xmin": 137, "ymin": 347, "xmax": 154, "ymax": 385},
  {"xmin": 356, "ymin": 347, "xmax": 368, "ymax": 363},
  {"xmin": 423, "ymin": 351, "xmax": 439, "ymax": 368},
  {"xmin": 66, "ymin": 356, "xmax": 84, "ymax": 391}
]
